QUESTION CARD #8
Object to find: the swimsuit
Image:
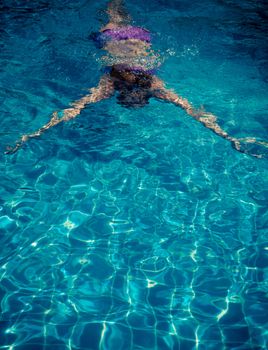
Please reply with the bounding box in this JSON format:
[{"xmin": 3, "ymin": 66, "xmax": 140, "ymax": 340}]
[
  {"xmin": 91, "ymin": 26, "xmax": 151, "ymax": 48},
  {"xmin": 91, "ymin": 26, "xmax": 156, "ymax": 75}
]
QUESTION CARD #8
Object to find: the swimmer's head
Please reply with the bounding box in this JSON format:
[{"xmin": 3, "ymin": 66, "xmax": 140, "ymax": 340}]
[
  {"xmin": 111, "ymin": 67, "xmax": 152, "ymax": 108},
  {"xmin": 117, "ymin": 88, "xmax": 151, "ymax": 108}
]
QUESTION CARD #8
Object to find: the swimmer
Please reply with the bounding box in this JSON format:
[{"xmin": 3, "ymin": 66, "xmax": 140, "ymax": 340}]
[{"xmin": 6, "ymin": 0, "xmax": 267, "ymax": 157}]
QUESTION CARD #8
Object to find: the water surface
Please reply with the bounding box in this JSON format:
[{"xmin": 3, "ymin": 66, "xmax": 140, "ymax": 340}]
[{"xmin": 0, "ymin": 0, "xmax": 268, "ymax": 349}]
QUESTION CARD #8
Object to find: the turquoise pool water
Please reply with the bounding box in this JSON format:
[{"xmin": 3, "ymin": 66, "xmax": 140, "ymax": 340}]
[{"xmin": 0, "ymin": 0, "xmax": 268, "ymax": 349}]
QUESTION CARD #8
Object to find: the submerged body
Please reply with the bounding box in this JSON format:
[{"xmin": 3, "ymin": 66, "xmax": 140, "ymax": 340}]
[
  {"xmin": 92, "ymin": 21, "xmax": 161, "ymax": 107},
  {"xmin": 6, "ymin": 0, "xmax": 267, "ymax": 158}
]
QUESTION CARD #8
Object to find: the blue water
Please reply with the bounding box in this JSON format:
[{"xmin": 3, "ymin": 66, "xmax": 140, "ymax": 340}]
[{"xmin": 0, "ymin": 0, "xmax": 268, "ymax": 349}]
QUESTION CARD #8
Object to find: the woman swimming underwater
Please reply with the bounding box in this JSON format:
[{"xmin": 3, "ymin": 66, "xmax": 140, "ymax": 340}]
[{"xmin": 6, "ymin": 0, "xmax": 267, "ymax": 157}]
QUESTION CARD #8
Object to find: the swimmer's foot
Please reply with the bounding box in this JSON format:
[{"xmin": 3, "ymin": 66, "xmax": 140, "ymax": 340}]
[{"xmin": 106, "ymin": 0, "xmax": 130, "ymax": 27}]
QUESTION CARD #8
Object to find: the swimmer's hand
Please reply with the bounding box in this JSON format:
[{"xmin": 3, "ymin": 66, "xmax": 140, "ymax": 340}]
[
  {"xmin": 5, "ymin": 108, "xmax": 82, "ymax": 154},
  {"xmin": 5, "ymin": 111, "xmax": 62, "ymax": 154},
  {"xmin": 196, "ymin": 115, "xmax": 268, "ymax": 158},
  {"xmin": 231, "ymin": 137, "xmax": 268, "ymax": 159}
]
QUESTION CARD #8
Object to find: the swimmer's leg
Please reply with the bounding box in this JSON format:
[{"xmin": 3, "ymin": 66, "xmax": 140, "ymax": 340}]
[{"xmin": 102, "ymin": 0, "xmax": 131, "ymax": 30}]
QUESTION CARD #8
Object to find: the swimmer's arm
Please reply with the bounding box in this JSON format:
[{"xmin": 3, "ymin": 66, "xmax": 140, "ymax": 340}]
[
  {"xmin": 6, "ymin": 75, "xmax": 114, "ymax": 154},
  {"xmin": 151, "ymin": 78, "xmax": 268, "ymax": 158},
  {"xmin": 151, "ymin": 77, "xmax": 236, "ymax": 143},
  {"xmin": 63, "ymin": 74, "xmax": 115, "ymax": 120},
  {"xmin": 151, "ymin": 77, "xmax": 202, "ymax": 116}
]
